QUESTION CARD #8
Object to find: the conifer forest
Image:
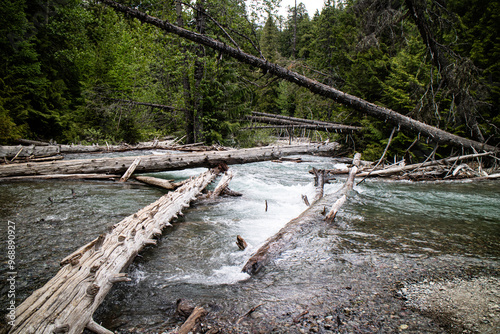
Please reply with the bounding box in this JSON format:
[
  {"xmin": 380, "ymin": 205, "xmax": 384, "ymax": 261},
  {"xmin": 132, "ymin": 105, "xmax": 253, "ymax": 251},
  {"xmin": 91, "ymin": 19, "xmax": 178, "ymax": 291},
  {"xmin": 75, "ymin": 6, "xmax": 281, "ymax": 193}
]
[{"xmin": 1, "ymin": 0, "xmax": 499, "ymax": 159}]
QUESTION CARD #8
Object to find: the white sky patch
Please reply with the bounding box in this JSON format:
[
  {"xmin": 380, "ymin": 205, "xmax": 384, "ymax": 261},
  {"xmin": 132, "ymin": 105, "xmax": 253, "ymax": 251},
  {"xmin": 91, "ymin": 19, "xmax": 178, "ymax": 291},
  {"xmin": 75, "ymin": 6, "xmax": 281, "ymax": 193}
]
[{"xmin": 278, "ymin": 0, "xmax": 326, "ymax": 17}]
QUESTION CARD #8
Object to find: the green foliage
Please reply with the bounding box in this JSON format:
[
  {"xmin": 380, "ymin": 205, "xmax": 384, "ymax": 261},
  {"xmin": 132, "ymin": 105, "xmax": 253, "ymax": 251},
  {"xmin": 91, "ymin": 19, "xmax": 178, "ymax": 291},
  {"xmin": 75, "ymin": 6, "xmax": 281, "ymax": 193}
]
[{"xmin": 0, "ymin": 0, "xmax": 497, "ymax": 154}]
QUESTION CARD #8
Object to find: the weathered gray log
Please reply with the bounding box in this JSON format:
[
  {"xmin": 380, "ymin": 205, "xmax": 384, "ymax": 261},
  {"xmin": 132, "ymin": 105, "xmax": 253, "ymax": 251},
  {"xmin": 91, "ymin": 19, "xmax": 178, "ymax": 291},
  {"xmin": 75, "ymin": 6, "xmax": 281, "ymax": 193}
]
[
  {"xmin": 17, "ymin": 139, "xmax": 50, "ymax": 146},
  {"xmin": 355, "ymin": 152, "xmax": 493, "ymax": 178},
  {"xmin": 251, "ymin": 111, "xmax": 353, "ymax": 128},
  {"xmin": 8, "ymin": 167, "xmax": 222, "ymax": 334},
  {"xmin": 134, "ymin": 175, "xmax": 178, "ymax": 190},
  {"xmin": 246, "ymin": 115, "xmax": 361, "ymax": 131},
  {"xmin": 0, "ymin": 174, "xmax": 121, "ymax": 182},
  {"xmin": 210, "ymin": 170, "xmax": 234, "ymax": 198},
  {"xmin": 242, "ymin": 193, "xmax": 336, "ymax": 275},
  {"xmin": 119, "ymin": 157, "xmax": 141, "ymax": 182},
  {"xmin": 100, "ymin": 0, "xmax": 498, "ymax": 153},
  {"xmin": 0, "ymin": 143, "xmax": 339, "ymax": 178},
  {"xmin": 325, "ymin": 153, "xmax": 361, "ymax": 222}
]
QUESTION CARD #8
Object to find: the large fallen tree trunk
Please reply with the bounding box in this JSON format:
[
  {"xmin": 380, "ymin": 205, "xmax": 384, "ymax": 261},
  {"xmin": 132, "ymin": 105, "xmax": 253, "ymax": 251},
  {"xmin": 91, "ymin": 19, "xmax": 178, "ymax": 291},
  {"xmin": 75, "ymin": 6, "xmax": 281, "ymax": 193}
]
[
  {"xmin": 8, "ymin": 166, "xmax": 223, "ymax": 334},
  {"xmin": 0, "ymin": 141, "xmax": 182, "ymax": 160},
  {"xmin": 242, "ymin": 193, "xmax": 337, "ymax": 275},
  {"xmin": 242, "ymin": 155, "xmax": 362, "ymax": 275},
  {"xmin": 99, "ymin": 0, "xmax": 498, "ymax": 153},
  {"xmin": 0, "ymin": 143, "xmax": 339, "ymax": 178},
  {"xmin": 251, "ymin": 111, "xmax": 356, "ymax": 128}
]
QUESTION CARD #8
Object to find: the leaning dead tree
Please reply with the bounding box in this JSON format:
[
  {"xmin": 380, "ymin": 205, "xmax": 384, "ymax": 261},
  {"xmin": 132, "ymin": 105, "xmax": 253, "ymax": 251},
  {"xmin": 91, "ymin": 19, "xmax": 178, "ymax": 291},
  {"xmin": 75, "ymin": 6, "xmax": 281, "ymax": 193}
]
[
  {"xmin": 0, "ymin": 143, "xmax": 339, "ymax": 179},
  {"xmin": 99, "ymin": 0, "xmax": 497, "ymax": 153},
  {"xmin": 8, "ymin": 166, "xmax": 225, "ymax": 334}
]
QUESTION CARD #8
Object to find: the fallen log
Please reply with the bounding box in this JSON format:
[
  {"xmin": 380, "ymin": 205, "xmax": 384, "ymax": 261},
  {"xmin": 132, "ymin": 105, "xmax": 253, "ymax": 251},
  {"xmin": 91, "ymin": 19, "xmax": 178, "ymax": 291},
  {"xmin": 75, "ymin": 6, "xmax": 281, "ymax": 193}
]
[
  {"xmin": 325, "ymin": 153, "xmax": 361, "ymax": 222},
  {"xmin": 356, "ymin": 152, "xmax": 493, "ymax": 178},
  {"xmin": 178, "ymin": 306, "xmax": 207, "ymax": 334},
  {"xmin": 252, "ymin": 111, "xmax": 353, "ymax": 128},
  {"xmin": 134, "ymin": 175, "xmax": 178, "ymax": 190},
  {"xmin": 0, "ymin": 143, "xmax": 339, "ymax": 178},
  {"xmin": 100, "ymin": 0, "xmax": 498, "ymax": 153},
  {"xmin": 8, "ymin": 167, "xmax": 223, "ymax": 334},
  {"xmin": 242, "ymin": 193, "xmax": 337, "ymax": 275},
  {"xmin": 2, "ymin": 155, "xmax": 65, "ymax": 164},
  {"xmin": 210, "ymin": 170, "xmax": 234, "ymax": 198},
  {"xmin": 242, "ymin": 155, "xmax": 362, "ymax": 275},
  {"xmin": 0, "ymin": 141, "xmax": 185, "ymax": 159},
  {"xmin": 246, "ymin": 115, "xmax": 361, "ymax": 132},
  {"xmin": 0, "ymin": 174, "xmax": 121, "ymax": 182},
  {"xmin": 119, "ymin": 157, "xmax": 141, "ymax": 182}
]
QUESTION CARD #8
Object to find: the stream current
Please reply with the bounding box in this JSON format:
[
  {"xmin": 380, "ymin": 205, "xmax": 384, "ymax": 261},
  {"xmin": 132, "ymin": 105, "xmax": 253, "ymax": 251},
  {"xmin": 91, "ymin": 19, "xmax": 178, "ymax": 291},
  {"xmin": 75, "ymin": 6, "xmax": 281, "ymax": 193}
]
[{"xmin": 0, "ymin": 152, "xmax": 498, "ymax": 332}]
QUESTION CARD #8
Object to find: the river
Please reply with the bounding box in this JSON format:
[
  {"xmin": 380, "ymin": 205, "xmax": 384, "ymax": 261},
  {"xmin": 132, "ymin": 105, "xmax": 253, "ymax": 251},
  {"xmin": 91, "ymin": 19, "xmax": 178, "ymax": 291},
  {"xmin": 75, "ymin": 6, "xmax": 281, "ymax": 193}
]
[{"xmin": 0, "ymin": 153, "xmax": 498, "ymax": 333}]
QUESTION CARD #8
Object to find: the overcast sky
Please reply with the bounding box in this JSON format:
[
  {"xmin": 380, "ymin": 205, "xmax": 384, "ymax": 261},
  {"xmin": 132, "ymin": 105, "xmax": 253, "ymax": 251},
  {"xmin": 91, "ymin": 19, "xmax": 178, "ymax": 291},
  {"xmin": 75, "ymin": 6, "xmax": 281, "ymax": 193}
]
[{"xmin": 278, "ymin": 0, "xmax": 326, "ymax": 17}]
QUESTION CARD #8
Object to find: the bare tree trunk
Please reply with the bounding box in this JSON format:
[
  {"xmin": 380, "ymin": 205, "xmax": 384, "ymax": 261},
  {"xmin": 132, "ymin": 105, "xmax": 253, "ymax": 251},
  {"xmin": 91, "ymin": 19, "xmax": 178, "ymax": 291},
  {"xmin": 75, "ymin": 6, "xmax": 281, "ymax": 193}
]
[{"xmin": 99, "ymin": 0, "xmax": 498, "ymax": 153}]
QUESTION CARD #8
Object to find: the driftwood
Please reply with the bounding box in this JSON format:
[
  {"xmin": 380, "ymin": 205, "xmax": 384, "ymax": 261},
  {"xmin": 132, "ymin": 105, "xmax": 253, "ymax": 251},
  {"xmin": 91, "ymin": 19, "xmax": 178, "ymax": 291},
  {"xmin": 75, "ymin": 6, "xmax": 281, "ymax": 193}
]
[
  {"xmin": 2, "ymin": 155, "xmax": 65, "ymax": 164},
  {"xmin": 246, "ymin": 115, "xmax": 361, "ymax": 132},
  {"xmin": 325, "ymin": 153, "xmax": 361, "ymax": 222},
  {"xmin": 355, "ymin": 152, "xmax": 494, "ymax": 179},
  {"xmin": 8, "ymin": 167, "xmax": 223, "ymax": 334},
  {"xmin": 0, "ymin": 143, "xmax": 339, "ymax": 178},
  {"xmin": 210, "ymin": 170, "xmax": 234, "ymax": 198},
  {"xmin": 236, "ymin": 235, "xmax": 248, "ymax": 250},
  {"xmin": 0, "ymin": 174, "xmax": 121, "ymax": 182},
  {"xmin": 0, "ymin": 140, "xmax": 224, "ymax": 160},
  {"xmin": 134, "ymin": 175, "xmax": 178, "ymax": 190},
  {"xmin": 100, "ymin": 0, "xmax": 497, "ymax": 153},
  {"xmin": 178, "ymin": 306, "xmax": 207, "ymax": 334},
  {"xmin": 119, "ymin": 157, "xmax": 141, "ymax": 182},
  {"xmin": 242, "ymin": 154, "xmax": 363, "ymax": 275}
]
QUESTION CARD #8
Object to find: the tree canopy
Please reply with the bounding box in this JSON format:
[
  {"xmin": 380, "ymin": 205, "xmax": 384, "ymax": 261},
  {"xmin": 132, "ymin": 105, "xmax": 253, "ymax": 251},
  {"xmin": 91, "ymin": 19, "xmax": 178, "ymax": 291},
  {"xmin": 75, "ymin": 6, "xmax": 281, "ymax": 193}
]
[{"xmin": 1, "ymin": 0, "xmax": 498, "ymax": 158}]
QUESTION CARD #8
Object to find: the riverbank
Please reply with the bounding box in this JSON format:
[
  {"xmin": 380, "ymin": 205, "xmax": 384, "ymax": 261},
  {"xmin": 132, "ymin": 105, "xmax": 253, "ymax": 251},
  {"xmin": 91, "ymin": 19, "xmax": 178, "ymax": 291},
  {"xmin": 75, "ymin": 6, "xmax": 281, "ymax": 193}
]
[{"xmin": 103, "ymin": 252, "xmax": 498, "ymax": 333}]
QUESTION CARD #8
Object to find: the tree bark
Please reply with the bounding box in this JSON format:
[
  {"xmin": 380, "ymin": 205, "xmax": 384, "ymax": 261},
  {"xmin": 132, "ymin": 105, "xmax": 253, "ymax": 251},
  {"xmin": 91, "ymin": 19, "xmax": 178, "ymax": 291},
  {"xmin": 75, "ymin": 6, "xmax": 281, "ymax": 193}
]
[
  {"xmin": 242, "ymin": 194, "xmax": 334, "ymax": 275},
  {"xmin": 99, "ymin": 0, "xmax": 498, "ymax": 153},
  {"xmin": 8, "ymin": 167, "xmax": 222, "ymax": 334},
  {"xmin": 0, "ymin": 143, "xmax": 339, "ymax": 178}
]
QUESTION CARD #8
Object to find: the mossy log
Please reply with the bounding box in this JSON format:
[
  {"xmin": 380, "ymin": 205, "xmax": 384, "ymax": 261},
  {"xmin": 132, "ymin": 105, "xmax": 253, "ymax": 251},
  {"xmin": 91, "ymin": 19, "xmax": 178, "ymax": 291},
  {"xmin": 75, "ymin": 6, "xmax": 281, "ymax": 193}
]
[{"xmin": 8, "ymin": 167, "xmax": 223, "ymax": 334}]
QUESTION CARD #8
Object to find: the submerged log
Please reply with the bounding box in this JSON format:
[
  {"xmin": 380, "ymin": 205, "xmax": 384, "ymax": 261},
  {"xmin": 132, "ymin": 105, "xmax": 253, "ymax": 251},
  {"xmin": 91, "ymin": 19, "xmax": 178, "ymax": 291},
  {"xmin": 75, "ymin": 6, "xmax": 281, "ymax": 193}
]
[
  {"xmin": 0, "ymin": 140, "xmax": 193, "ymax": 160},
  {"xmin": 8, "ymin": 167, "xmax": 223, "ymax": 334},
  {"xmin": 242, "ymin": 154, "xmax": 362, "ymax": 275},
  {"xmin": 0, "ymin": 143, "xmax": 339, "ymax": 178},
  {"xmin": 242, "ymin": 193, "xmax": 336, "ymax": 275}
]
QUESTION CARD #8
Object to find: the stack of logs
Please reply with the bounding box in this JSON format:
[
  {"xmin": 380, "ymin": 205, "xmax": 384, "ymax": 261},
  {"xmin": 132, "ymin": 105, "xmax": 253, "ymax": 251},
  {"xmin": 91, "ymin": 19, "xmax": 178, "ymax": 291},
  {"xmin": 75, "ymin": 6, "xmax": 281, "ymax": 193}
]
[{"xmin": 325, "ymin": 152, "xmax": 499, "ymax": 182}]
